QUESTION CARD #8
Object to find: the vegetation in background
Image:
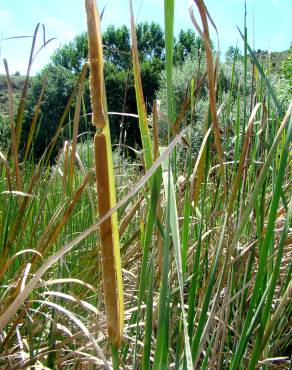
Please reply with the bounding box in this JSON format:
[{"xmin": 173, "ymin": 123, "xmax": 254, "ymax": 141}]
[
  {"xmin": 0, "ymin": 28, "xmax": 290, "ymax": 160},
  {"xmin": 15, "ymin": 24, "xmax": 204, "ymax": 162},
  {"xmin": 0, "ymin": 0, "xmax": 291, "ymax": 369}
]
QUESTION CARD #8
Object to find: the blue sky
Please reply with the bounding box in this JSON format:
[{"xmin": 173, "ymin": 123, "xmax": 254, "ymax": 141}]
[{"xmin": 0, "ymin": 0, "xmax": 291, "ymax": 75}]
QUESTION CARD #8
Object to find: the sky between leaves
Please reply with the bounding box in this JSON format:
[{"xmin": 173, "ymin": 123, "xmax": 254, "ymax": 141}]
[{"xmin": 0, "ymin": 0, "xmax": 291, "ymax": 76}]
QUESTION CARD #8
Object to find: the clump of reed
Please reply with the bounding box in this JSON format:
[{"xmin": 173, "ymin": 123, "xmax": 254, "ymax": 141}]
[{"xmin": 0, "ymin": 0, "xmax": 291, "ymax": 369}]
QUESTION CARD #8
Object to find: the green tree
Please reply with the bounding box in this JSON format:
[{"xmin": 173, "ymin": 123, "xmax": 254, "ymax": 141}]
[
  {"xmin": 22, "ymin": 23, "xmax": 200, "ymax": 160},
  {"xmin": 174, "ymin": 29, "xmax": 204, "ymax": 65},
  {"xmin": 225, "ymin": 46, "xmax": 242, "ymax": 62},
  {"xmin": 51, "ymin": 22, "xmax": 165, "ymax": 72},
  {"xmin": 103, "ymin": 25, "xmax": 130, "ymax": 69},
  {"xmin": 51, "ymin": 33, "xmax": 88, "ymax": 73},
  {"xmin": 22, "ymin": 64, "xmax": 77, "ymax": 160},
  {"xmin": 136, "ymin": 22, "xmax": 165, "ymax": 62}
]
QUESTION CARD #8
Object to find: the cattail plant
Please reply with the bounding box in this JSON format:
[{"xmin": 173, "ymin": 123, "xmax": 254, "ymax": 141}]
[
  {"xmin": 85, "ymin": 0, "xmax": 124, "ymax": 348},
  {"xmin": 0, "ymin": 0, "xmax": 291, "ymax": 368}
]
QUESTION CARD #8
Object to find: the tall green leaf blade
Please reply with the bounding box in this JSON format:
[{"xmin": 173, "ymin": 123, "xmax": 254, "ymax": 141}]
[
  {"xmin": 129, "ymin": 0, "xmax": 153, "ymax": 170},
  {"xmin": 161, "ymin": 152, "xmax": 193, "ymax": 369},
  {"xmin": 231, "ymin": 110, "xmax": 292, "ymax": 369}
]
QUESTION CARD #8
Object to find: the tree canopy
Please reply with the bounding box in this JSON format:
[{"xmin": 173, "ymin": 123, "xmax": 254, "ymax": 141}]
[
  {"xmin": 225, "ymin": 46, "xmax": 242, "ymax": 62},
  {"xmin": 22, "ymin": 23, "xmax": 203, "ymax": 160}
]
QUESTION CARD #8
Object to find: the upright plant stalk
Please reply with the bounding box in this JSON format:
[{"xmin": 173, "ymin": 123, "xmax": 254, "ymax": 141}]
[
  {"xmin": 85, "ymin": 0, "xmax": 124, "ymax": 348},
  {"xmin": 3, "ymin": 60, "xmax": 21, "ymax": 193},
  {"xmin": 164, "ymin": 0, "xmax": 175, "ymax": 131},
  {"xmin": 230, "ymin": 107, "xmax": 292, "ymax": 369},
  {"xmin": 152, "ymin": 1, "xmax": 176, "ymax": 367},
  {"xmin": 14, "ymin": 24, "xmax": 55, "ymax": 150},
  {"xmin": 24, "ymin": 74, "xmax": 47, "ymax": 162},
  {"xmin": 189, "ymin": 0, "xmax": 226, "ymax": 194},
  {"xmin": 129, "ymin": 0, "xmax": 153, "ymax": 171},
  {"xmin": 68, "ymin": 63, "xmax": 88, "ymax": 191},
  {"xmin": 243, "ymin": 0, "xmax": 247, "ymax": 137}
]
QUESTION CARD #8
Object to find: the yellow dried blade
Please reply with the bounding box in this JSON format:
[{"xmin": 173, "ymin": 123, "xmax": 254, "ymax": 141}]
[{"xmin": 129, "ymin": 0, "xmax": 153, "ymax": 171}]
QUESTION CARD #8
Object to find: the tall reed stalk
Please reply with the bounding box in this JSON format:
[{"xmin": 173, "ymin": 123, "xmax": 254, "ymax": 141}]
[
  {"xmin": 85, "ymin": 0, "xmax": 124, "ymax": 349},
  {"xmin": 0, "ymin": 0, "xmax": 290, "ymax": 368}
]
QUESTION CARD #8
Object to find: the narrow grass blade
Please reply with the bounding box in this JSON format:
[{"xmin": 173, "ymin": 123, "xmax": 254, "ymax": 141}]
[
  {"xmin": 142, "ymin": 257, "xmax": 155, "ymax": 370},
  {"xmin": 189, "ymin": 0, "xmax": 226, "ymax": 194},
  {"xmin": 0, "ymin": 151, "xmax": 12, "ymax": 192},
  {"xmin": 3, "ymin": 59, "xmax": 21, "ymax": 192},
  {"xmin": 133, "ymin": 168, "xmax": 162, "ymax": 368},
  {"xmin": 68, "ymin": 63, "xmax": 88, "ymax": 191},
  {"xmin": 229, "ymin": 102, "xmax": 292, "ymax": 252},
  {"xmin": 129, "ymin": 0, "xmax": 153, "ymax": 171},
  {"xmin": 164, "ymin": 0, "xmax": 175, "ymax": 129},
  {"xmin": 24, "ymin": 74, "xmax": 47, "ymax": 162},
  {"xmin": 230, "ymin": 106, "xmax": 292, "ymax": 369},
  {"xmin": 32, "ymin": 300, "xmax": 110, "ymax": 369},
  {"xmin": 191, "ymin": 214, "xmax": 228, "ymax": 363},
  {"xmin": 249, "ymin": 196, "xmax": 292, "ymax": 369},
  {"xmin": 237, "ymin": 26, "xmax": 284, "ymax": 119},
  {"xmin": 161, "ymin": 154, "xmax": 193, "ymax": 369},
  {"xmin": 227, "ymin": 103, "xmax": 261, "ymax": 216},
  {"xmin": 0, "ymin": 129, "xmax": 186, "ymax": 333}
]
